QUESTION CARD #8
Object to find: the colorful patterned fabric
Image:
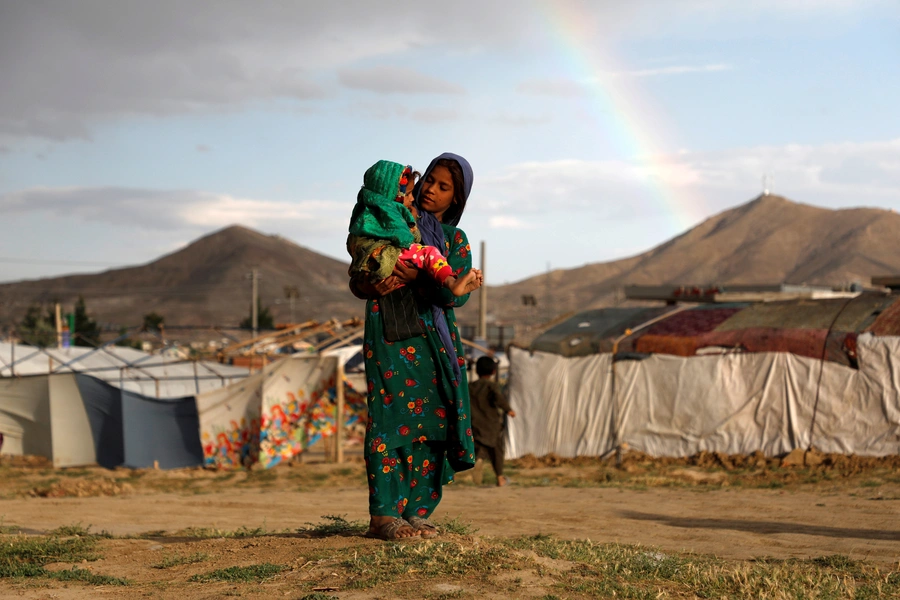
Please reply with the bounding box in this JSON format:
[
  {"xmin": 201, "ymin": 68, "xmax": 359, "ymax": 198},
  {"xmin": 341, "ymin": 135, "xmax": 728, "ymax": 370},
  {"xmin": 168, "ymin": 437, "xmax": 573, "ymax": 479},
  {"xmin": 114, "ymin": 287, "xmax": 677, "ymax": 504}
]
[
  {"xmin": 634, "ymin": 307, "xmax": 745, "ymax": 356},
  {"xmin": 399, "ymin": 243, "xmax": 455, "ymax": 287},
  {"xmin": 197, "ymin": 357, "xmax": 367, "ymax": 469},
  {"xmin": 366, "ymin": 440, "xmax": 445, "ymax": 518},
  {"xmin": 362, "ymin": 223, "xmax": 476, "ymax": 495}
]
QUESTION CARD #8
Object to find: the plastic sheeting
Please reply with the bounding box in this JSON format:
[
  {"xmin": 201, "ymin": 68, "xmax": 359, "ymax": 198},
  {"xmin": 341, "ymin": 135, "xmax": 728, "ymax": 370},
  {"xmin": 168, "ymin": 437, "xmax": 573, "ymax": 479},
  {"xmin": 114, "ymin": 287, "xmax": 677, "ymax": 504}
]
[
  {"xmin": 506, "ymin": 334, "xmax": 900, "ymax": 459},
  {"xmin": 0, "ymin": 342, "xmax": 249, "ymax": 398},
  {"xmin": 197, "ymin": 355, "xmax": 367, "ymax": 469},
  {"xmin": 75, "ymin": 374, "xmax": 204, "ymax": 469},
  {"xmin": 0, "ymin": 374, "xmax": 95, "ymax": 467}
]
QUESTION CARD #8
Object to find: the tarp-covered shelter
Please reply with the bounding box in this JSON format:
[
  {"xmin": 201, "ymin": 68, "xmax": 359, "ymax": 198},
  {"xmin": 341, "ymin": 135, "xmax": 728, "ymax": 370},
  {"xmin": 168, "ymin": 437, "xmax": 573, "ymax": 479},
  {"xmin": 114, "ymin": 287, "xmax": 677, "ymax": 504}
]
[
  {"xmin": 508, "ymin": 293, "xmax": 900, "ymax": 459},
  {"xmin": 74, "ymin": 375, "xmax": 204, "ymax": 469},
  {"xmin": 0, "ymin": 342, "xmax": 249, "ymax": 467},
  {"xmin": 0, "ymin": 374, "xmax": 95, "ymax": 467},
  {"xmin": 197, "ymin": 354, "xmax": 367, "ymax": 469}
]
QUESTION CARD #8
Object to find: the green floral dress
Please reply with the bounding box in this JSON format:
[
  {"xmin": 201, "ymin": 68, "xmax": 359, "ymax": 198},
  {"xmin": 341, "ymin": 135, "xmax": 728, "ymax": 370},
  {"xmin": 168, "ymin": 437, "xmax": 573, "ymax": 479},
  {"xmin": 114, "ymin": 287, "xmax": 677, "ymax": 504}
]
[{"xmin": 362, "ymin": 224, "xmax": 476, "ymax": 518}]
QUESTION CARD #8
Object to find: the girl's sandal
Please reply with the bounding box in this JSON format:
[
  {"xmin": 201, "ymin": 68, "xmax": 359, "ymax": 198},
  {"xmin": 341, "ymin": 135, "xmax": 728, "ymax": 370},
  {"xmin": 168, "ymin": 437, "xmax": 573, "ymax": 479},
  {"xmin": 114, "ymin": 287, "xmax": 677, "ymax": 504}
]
[
  {"xmin": 364, "ymin": 518, "xmax": 420, "ymax": 541},
  {"xmin": 407, "ymin": 516, "xmax": 439, "ymax": 539}
]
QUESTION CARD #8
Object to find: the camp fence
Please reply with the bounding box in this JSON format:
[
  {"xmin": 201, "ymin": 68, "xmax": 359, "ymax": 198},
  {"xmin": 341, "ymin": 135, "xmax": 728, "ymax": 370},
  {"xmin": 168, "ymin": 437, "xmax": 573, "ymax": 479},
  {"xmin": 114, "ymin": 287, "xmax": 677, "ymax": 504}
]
[{"xmin": 507, "ymin": 333, "xmax": 900, "ymax": 459}]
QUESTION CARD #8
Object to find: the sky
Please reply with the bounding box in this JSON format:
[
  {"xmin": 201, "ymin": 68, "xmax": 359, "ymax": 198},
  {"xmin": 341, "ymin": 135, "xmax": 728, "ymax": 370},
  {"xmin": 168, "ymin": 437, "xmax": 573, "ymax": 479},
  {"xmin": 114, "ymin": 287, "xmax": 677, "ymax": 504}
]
[{"xmin": 0, "ymin": 0, "xmax": 898, "ymax": 286}]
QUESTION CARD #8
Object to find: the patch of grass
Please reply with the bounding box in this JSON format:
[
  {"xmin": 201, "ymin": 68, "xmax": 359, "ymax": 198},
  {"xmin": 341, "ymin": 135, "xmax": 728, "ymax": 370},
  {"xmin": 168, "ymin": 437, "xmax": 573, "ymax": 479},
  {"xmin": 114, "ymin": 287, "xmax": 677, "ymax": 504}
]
[
  {"xmin": 172, "ymin": 525, "xmax": 270, "ymax": 539},
  {"xmin": 503, "ymin": 535, "xmax": 900, "ymax": 600},
  {"xmin": 49, "ymin": 567, "xmax": 129, "ymax": 585},
  {"xmin": 435, "ymin": 516, "xmax": 478, "ymax": 536},
  {"xmin": 59, "ymin": 469, "xmax": 92, "ymax": 478},
  {"xmin": 860, "ymin": 479, "xmax": 883, "ymax": 488},
  {"xmin": 297, "ymin": 514, "xmax": 367, "ymax": 536},
  {"xmin": 298, "ymin": 594, "xmax": 340, "ymax": 600},
  {"xmin": 242, "ymin": 469, "xmax": 278, "ymax": 484},
  {"xmin": 342, "ymin": 540, "xmax": 524, "ymax": 589},
  {"xmin": 151, "ymin": 552, "xmax": 209, "ymax": 569},
  {"xmin": 0, "ymin": 518, "xmax": 21, "ymax": 535},
  {"xmin": 49, "ymin": 523, "xmax": 111, "ymax": 538},
  {"xmin": 188, "ymin": 563, "xmax": 285, "ymax": 583},
  {"xmin": 0, "ymin": 535, "xmax": 99, "ymax": 579}
]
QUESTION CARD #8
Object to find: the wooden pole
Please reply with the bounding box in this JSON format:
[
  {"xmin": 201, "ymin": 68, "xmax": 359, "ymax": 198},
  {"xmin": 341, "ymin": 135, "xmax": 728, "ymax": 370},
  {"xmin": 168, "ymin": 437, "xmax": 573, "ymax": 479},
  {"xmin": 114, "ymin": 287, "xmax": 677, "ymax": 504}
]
[
  {"xmin": 251, "ymin": 268, "xmax": 259, "ymax": 338},
  {"xmin": 55, "ymin": 303, "xmax": 63, "ymax": 348},
  {"xmin": 335, "ymin": 359, "xmax": 345, "ymax": 464}
]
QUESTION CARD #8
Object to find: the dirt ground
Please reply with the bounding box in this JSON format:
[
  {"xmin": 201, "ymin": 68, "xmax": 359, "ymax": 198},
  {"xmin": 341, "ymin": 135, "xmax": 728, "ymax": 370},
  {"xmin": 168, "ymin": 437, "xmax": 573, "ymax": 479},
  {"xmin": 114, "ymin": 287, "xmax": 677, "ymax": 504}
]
[{"xmin": 1, "ymin": 451, "xmax": 898, "ymax": 599}]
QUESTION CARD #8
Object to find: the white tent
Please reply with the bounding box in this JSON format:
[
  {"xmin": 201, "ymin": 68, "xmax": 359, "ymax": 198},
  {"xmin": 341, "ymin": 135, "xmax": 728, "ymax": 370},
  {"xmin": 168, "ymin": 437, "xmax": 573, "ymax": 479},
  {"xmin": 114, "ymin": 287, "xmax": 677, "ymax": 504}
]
[
  {"xmin": 0, "ymin": 342, "xmax": 249, "ymax": 466},
  {"xmin": 0, "ymin": 374, "xmax": 95, "ymax": 466},
  {"xmin": 0, "ymin": 342, "xmax": 249, "ymax": 398},
  {"xmin": 506, "ymin": 333, "xmax": 900, "ymax": 459}
]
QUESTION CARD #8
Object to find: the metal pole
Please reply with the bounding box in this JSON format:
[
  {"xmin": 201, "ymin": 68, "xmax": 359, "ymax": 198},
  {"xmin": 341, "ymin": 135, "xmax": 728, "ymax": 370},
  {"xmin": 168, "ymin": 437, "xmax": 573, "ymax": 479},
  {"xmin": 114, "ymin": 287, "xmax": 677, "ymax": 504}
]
[
  {"xmin": 335, "ymin": 359, "xmax": 345, "ymax": 464},
  {"xmin": 478, "ymin": 240, "xmax": 487, "ymax": 341},
  {"xmin": 251, "ymin": 268, "xmax": 259, "ymax": 338}
]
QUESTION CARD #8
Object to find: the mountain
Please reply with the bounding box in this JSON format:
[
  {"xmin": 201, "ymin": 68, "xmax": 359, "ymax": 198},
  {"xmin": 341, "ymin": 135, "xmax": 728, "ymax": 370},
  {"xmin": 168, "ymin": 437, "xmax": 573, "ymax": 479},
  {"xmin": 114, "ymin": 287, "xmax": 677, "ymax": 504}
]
[
  {"xmin": 3, "ymin": 196, "xmax": 899, "ymax": 335},
  {"xmin": 456, "ymin": 195, "xmax": 900, "ymax": 326},
  {"xmin": 0, "ymin": 226, "xmax": 362, "ymax": 328}
]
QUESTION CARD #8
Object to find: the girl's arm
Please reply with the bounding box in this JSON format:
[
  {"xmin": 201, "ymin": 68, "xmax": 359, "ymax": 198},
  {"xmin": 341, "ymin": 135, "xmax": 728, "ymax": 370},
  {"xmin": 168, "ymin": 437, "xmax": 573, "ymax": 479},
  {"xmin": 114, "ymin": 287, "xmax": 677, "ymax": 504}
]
[{"xmin": 430, "ymin": 227, "xmax": 474, "ymax": 308}]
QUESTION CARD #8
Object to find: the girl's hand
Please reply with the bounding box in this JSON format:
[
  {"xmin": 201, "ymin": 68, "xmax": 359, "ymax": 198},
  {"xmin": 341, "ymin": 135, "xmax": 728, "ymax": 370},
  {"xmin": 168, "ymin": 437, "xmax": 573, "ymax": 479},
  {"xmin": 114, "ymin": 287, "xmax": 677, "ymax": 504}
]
[
  {"xmin": 392, "ymin": 260, "xmax": 419, "ymax": 284},
  {"xmin": 373, "ymin": 276, "xmax": 403, "ymax": 296}
]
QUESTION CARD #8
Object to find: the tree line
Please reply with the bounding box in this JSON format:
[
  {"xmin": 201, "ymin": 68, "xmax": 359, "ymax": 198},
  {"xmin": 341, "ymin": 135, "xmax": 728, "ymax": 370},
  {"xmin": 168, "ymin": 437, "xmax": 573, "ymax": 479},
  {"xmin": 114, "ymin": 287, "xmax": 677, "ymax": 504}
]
[{"xmin": 16, "ymin": 296, "xmax": 274, "ymax": 347}]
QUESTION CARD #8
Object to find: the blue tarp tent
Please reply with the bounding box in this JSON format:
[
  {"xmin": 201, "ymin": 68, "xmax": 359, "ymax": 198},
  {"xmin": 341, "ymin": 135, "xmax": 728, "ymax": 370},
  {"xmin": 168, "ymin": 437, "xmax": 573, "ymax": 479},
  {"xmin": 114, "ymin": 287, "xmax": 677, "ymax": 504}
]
[{"xmin": 76, "ymin": 374, "xmax": 204, "ymax": 469}]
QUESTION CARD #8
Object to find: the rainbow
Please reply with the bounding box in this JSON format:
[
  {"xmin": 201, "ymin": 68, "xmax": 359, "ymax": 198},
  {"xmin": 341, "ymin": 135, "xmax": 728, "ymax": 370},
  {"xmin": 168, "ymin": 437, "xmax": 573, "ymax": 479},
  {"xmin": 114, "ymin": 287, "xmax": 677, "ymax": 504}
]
[{"xmin": 534, "ymin": 1, "xmax": 704, "ymax": 232}]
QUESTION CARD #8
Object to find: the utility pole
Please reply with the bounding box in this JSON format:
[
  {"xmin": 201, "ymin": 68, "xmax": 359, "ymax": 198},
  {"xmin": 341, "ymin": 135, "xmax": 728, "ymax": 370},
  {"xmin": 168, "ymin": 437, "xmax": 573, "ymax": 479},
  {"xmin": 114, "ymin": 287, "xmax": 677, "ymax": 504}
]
[
  {"xmin": 251, "ymin": 268, "xmax": 259, "ymax": 338},
  {"xmin": 284, "ymin": 285, "xmax": 300, "ymax": 325},
  {"xmin": 478, "ymin": 241, "xmax": 487, "ymax": 342}
]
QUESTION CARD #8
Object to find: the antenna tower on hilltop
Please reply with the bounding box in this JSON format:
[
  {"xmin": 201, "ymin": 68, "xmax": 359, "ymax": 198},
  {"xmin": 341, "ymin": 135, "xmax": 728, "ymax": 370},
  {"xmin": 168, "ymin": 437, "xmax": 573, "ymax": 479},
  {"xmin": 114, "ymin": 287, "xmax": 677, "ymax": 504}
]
[{"xmin": 762, "ymin": 173, "xmax": 773, "ymax": 196}]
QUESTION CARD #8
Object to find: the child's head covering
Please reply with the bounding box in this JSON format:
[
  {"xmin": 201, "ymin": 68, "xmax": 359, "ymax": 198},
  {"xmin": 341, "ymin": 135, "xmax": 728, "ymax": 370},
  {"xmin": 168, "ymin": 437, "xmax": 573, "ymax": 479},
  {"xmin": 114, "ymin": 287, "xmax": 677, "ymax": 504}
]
[{"xmin": 363, "ymin": 160, "xmax": 413, "ymax": 202}]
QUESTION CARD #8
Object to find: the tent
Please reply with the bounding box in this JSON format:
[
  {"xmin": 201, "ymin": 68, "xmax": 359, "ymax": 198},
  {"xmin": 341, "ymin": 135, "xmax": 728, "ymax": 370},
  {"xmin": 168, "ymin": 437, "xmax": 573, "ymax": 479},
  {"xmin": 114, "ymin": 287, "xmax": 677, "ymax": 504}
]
[
  {"xmin": 508, "ymin": 293, "xmax": 900, "ymax": 459},
  {"xmin": 196, "ymin": 355, "xmax": 367, "ymax": 469},
  {"xmin": 75, "ymin": 375, "xmax": 204, "ymax": 469},
  {"xmin": 0, "ymin": 374, "xmax": 95, "ymax": 467},
  {"xmin": 0, "ymin": 342, "xmax": 248, "ymax": 467},
  {"xmin": 0, "ymin": 342, "xmax": 248, "ymax": 397}
]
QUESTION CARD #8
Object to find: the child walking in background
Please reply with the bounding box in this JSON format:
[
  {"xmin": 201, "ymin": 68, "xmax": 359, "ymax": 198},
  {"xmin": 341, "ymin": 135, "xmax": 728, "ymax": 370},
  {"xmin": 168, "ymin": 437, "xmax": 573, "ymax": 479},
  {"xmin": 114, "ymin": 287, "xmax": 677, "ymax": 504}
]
[
  {"xmin": 468, "ymin": 356, "xmax": 515, "ymax": 486},
  {"xmin": 347, "ymin": 159, "xmax": 482, "ymax": 296}
]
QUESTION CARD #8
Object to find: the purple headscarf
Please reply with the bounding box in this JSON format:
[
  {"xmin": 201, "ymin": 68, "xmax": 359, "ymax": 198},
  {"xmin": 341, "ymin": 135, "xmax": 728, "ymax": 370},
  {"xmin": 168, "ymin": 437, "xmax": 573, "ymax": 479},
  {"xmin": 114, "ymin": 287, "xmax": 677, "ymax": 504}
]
[{"xmin": 414, "ymin": 152, "xmax": 474, "ymax": 384}]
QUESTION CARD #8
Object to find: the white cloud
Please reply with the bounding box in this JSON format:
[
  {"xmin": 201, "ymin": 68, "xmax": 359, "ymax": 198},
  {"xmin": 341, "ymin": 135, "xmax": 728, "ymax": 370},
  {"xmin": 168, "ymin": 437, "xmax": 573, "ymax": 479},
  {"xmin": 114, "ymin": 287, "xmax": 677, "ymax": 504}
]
[
  {"xmin": 410, "ymin": 108, "xmax": 461, "ymax": 123},
  {"xmin": 518, "ymin": 79, "xmax": 588, "ymax": 97},
  {"xmin": 472, "ymin": 138, "xmax": 900, "ymax": 226},
  {"xmin": 337, "ymin": 67, "xmax": 465, "ymax": 95},
  {"xmin": 0, "ymin": 186, "xmax": 350, "ymax": 238},
  {"xmin": 2, "ymin": 1, "xmax": 876, "ymax": 140}
]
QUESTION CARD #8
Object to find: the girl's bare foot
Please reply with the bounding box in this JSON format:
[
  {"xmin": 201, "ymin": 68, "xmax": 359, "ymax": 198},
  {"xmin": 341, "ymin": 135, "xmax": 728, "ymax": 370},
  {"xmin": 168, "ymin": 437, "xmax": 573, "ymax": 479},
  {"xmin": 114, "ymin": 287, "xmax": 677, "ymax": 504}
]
[{"xmin": 497, "ymin": 475, "xmax": 509, "ymax": 487}]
